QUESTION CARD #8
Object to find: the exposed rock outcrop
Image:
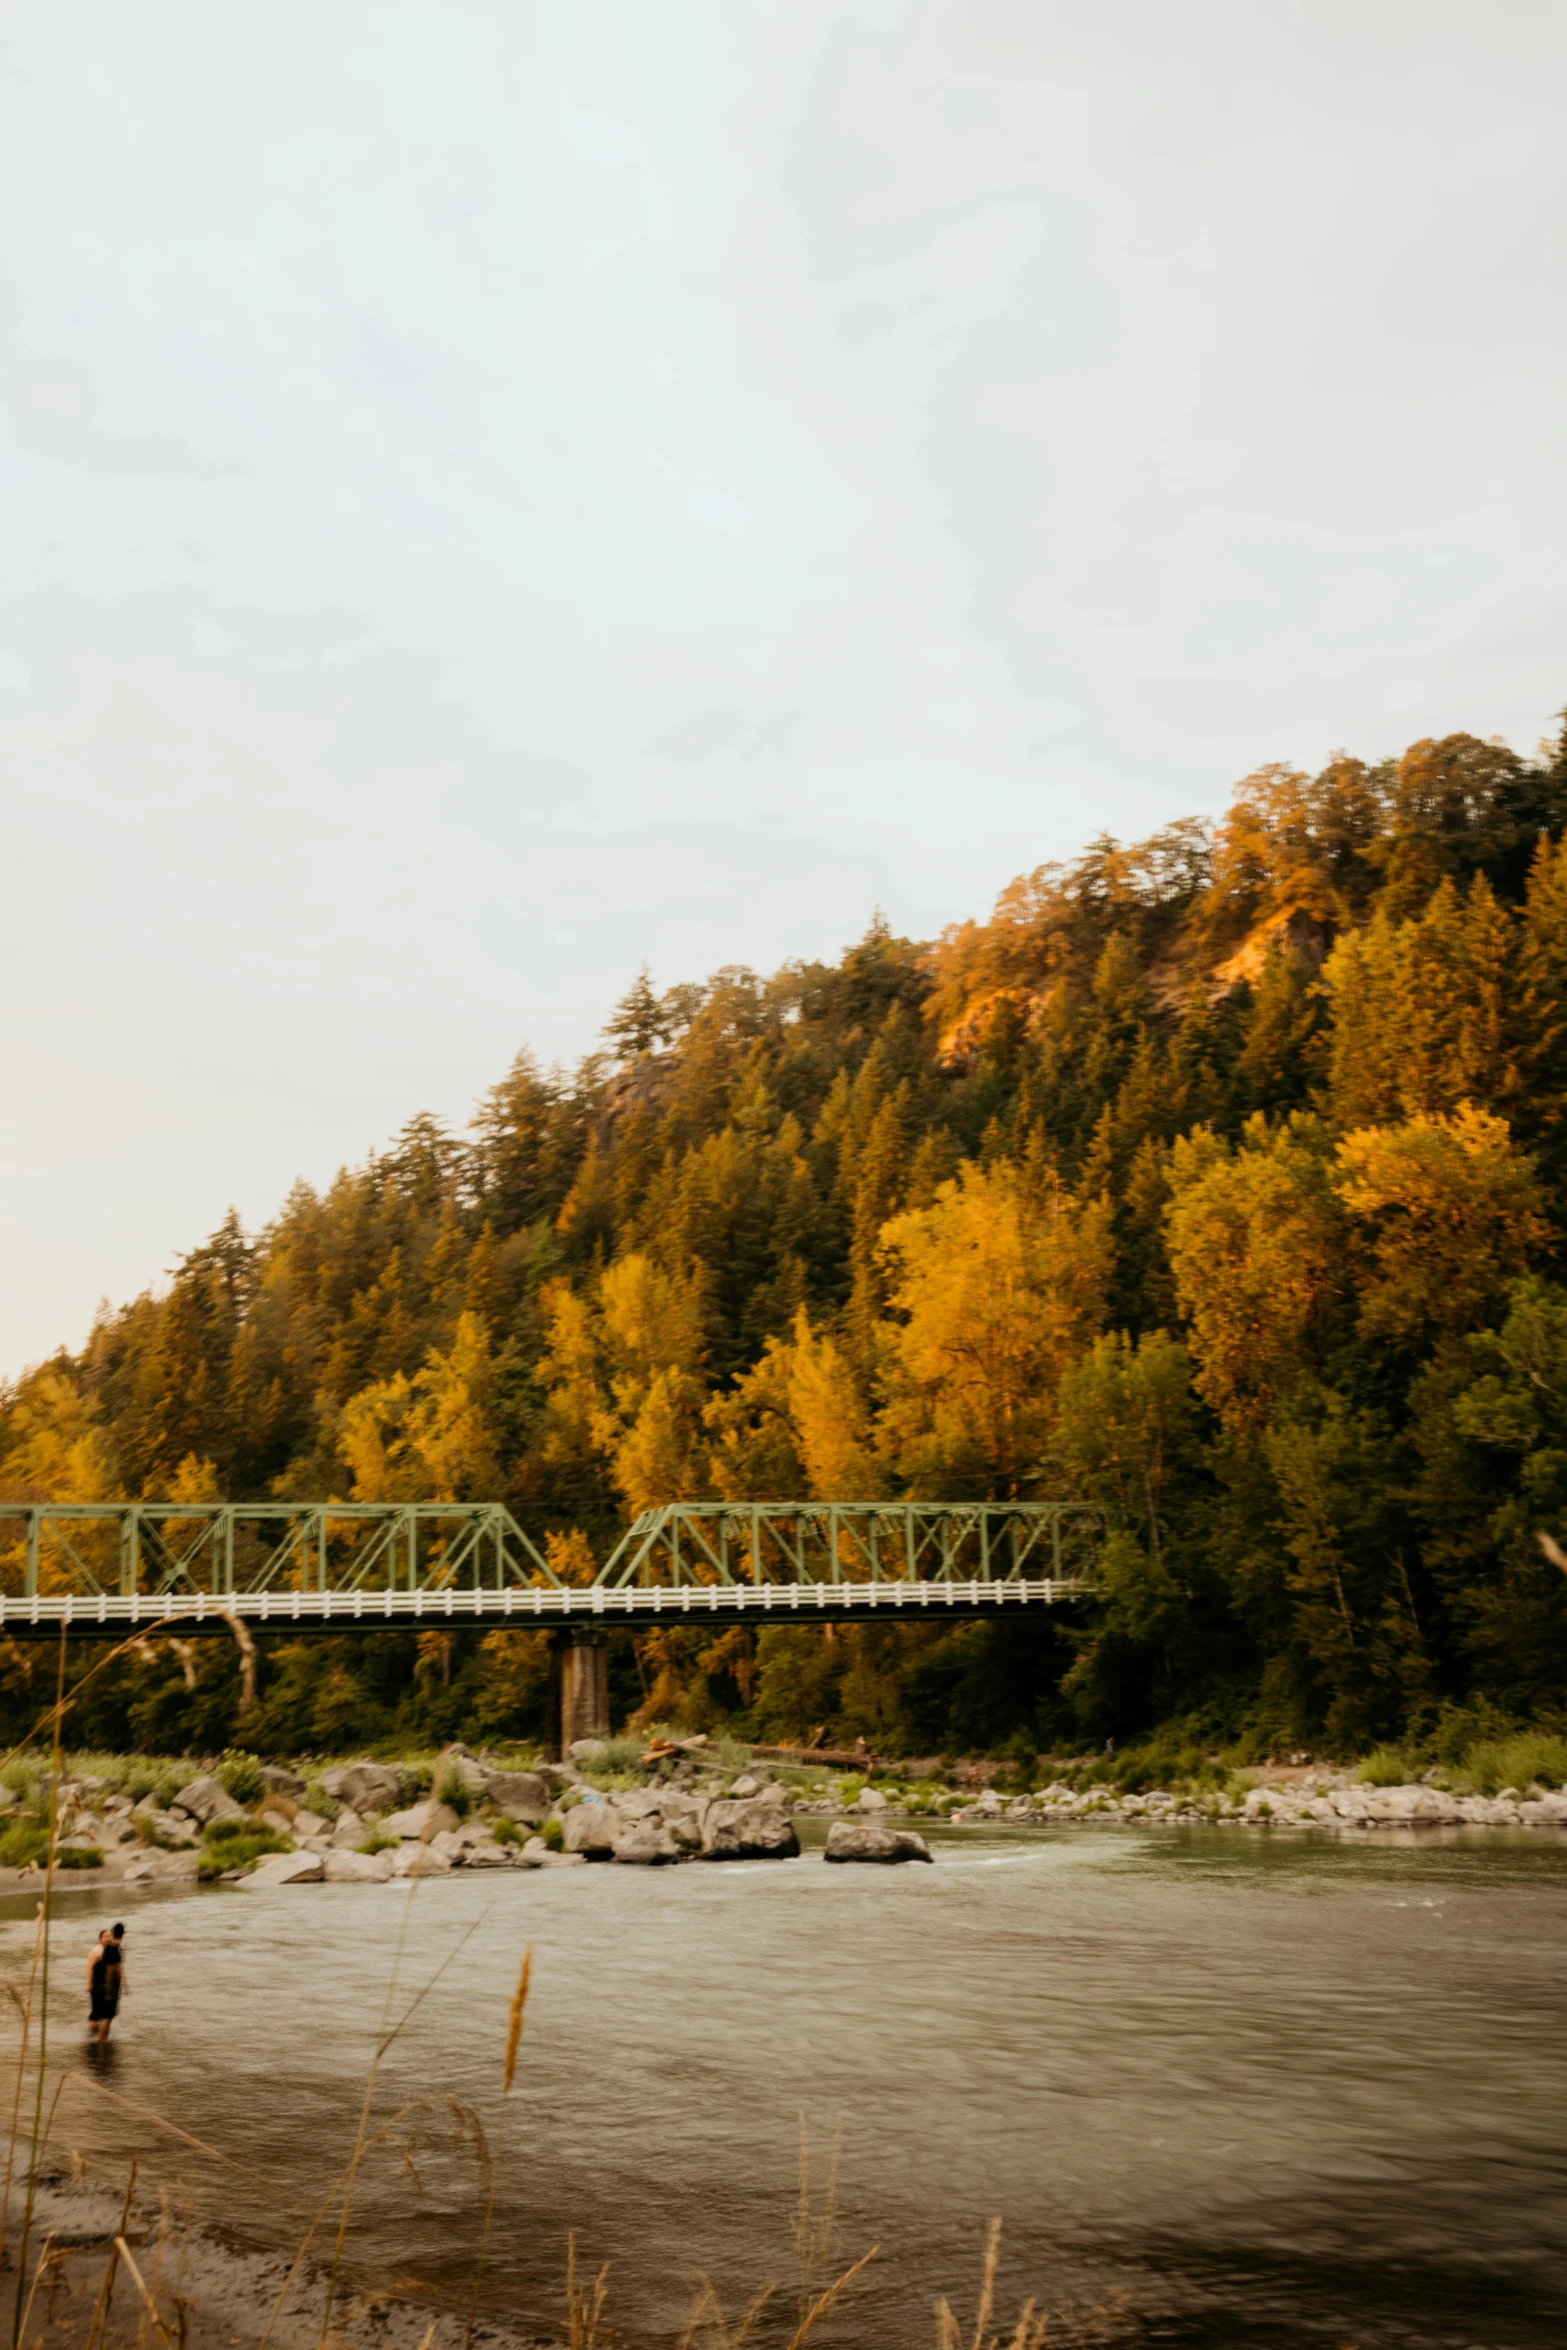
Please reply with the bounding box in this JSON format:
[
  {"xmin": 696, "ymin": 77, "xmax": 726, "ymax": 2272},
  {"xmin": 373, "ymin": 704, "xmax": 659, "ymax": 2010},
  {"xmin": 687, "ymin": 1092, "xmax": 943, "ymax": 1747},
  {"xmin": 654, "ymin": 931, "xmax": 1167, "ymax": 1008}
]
[{"xmin": 824, "ymin": 1822, "xmax": 933, "ymax": 1864}]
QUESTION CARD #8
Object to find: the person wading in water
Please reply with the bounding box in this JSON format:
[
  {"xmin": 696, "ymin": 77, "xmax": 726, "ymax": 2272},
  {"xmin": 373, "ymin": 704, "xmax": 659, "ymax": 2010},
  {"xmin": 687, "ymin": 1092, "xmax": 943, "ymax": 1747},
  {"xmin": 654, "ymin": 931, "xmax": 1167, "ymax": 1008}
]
[{"xmin": 85, "ymin": 1923, "xmax": 126, "ymax": 2047}]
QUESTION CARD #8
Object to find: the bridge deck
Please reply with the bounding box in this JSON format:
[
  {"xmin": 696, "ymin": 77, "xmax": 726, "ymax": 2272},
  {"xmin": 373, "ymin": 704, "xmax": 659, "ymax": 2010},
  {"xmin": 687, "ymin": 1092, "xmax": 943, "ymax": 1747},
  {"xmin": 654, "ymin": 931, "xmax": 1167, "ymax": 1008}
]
[{"xmin": 0, "ymin": 1576, "xmax": 1090, "ymax": 1639}]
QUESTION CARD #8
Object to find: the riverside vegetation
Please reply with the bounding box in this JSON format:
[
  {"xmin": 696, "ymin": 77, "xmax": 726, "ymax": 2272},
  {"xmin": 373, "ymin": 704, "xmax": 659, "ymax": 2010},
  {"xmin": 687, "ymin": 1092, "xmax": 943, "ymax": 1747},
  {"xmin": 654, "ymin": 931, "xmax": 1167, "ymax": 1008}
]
[
  {"xmin": 7, "ymin": 712, "xmax": 1567, "ymax": 1769},
  {"xmin": 2, "ymin": 1721, "xmax": 1564, "ymax": 1896}
]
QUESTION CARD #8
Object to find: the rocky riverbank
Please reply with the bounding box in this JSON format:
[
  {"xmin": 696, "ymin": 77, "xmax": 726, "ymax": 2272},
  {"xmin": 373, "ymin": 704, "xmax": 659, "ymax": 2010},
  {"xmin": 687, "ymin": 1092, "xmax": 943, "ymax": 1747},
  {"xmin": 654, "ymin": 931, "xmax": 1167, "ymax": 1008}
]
[
  {"xmin": 3, "ymin": 1746, "xmax": 1562, "ymax": 1894},
  {"xmin": 940, "ymin": 1770, "xmax": 1567, "ymax": 1831}
]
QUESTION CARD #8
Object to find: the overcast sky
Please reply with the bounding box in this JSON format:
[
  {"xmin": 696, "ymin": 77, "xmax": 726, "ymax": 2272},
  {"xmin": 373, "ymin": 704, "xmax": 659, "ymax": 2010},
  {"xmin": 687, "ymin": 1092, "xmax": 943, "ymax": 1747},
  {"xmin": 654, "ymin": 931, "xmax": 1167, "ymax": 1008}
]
[{"xmin": 3, "ymin": 0, "xmax": 1565, "ymax": 1376}]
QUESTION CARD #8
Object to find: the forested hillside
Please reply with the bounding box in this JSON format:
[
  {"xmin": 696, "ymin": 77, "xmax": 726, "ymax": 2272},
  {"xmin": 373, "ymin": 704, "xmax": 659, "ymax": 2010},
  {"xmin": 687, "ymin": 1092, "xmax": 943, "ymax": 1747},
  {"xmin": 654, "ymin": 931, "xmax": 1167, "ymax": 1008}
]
[{"xmin": 7, "ymin": 715, "xmax": 1567, "ymax": 1764}]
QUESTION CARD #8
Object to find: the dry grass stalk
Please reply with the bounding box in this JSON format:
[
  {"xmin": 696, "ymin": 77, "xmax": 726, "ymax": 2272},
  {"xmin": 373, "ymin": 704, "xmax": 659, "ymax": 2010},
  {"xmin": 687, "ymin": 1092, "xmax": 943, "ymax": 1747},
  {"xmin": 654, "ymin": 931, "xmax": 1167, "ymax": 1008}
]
[
  {"xmin": 675, "ymin": 2275, "xmax": 775, "ymax": 2350},
  {"xmin": 463, "ymin": 1943, "xmax": 534, "ymax": 2350},
  {"xmin": 793, "ymin": 2116, "xmax": 844, "ymax": 2328},
  {"xmin": 933, "ymin": 2220, "xmax": 1049, "ymax": 2350},
  {"xmin": 112, "ymin": 2235, "xmax": 176, "ymax": 2348},
  {"xmin": 13, "ymin": 1639, "xmax": 69, "ymax": 2349},
  {"xmin": 565, "ymin": 2234, "xmax": 611, "ymax": 2350},
  {"xmin": 15, "ymin": 2232, "xmax": 62, "ymax": 2347},
  {"xmin": 81, "ymin": 2155, "xmax": 138, "ymax": 2350},
  {"xmin": 502, "ymin": 1946, "xmax": 532, "ymax": 2096},
  {"xmin": 673, "ymin": 2122, "xmax": 873, "ymax": 2350}
]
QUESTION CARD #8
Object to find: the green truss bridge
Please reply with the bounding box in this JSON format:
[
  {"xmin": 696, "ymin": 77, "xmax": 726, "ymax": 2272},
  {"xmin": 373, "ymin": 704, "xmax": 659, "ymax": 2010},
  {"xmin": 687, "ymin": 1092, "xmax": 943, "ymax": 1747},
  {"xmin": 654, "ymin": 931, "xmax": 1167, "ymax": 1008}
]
[
  {"xmin": 0, "ymin": 1500, "xmax": 1096, "ymax": 1636},
  {"xmin": 0, "ymin": 1500, "xmax": 1097, "ymax": 1746}
]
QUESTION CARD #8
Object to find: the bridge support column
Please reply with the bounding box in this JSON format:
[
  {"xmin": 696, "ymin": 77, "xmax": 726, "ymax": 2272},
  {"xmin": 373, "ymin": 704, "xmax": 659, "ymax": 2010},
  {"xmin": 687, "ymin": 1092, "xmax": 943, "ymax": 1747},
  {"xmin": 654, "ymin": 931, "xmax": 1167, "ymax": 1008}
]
[{"xmin": 556, "ymin": 1632, "xmax": 609, "ymax": 1756}]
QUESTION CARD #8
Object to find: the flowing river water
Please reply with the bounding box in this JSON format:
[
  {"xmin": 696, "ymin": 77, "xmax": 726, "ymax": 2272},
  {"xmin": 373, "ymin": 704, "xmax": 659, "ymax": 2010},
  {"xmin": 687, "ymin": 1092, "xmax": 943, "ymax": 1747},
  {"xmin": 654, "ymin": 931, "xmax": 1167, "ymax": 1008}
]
[{"xmin": 2, "ymin": 1818, "xmax": 1565, "ymax": 2350}]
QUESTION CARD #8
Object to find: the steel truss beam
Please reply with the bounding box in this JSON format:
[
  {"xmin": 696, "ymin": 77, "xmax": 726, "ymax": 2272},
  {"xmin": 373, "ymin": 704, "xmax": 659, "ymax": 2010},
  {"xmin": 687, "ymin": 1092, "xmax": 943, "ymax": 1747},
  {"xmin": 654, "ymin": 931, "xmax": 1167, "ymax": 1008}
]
[{"xmin": 0, "ymin": 1500, "xmax": 1096, "ymax": 1639}]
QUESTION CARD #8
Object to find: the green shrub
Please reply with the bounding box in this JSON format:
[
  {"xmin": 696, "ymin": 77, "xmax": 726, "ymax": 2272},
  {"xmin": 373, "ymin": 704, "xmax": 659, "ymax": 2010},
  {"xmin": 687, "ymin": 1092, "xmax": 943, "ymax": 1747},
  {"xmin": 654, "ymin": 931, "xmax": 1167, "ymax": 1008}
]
[
  {"xmin": 1461, "ymin": 1732, "xmax": 1567, "ymax": 1796},
  {"xmin": 301, "ymin": 1778, "xmax": 340, "ymax": 1821},
  {"xmin": 400, "ymin": 1760, "xmax": 434, "ymax": 1798},
  {"xmin": 216, "ymin": 1749, "xmax": 265, "ymax": 1804},
  {"xmin": 434, "ymin": 1759, "xmax": 473, "ymax": 1818},
  {"xmin": 198, "ymin": 1822, "xmax": 290, "ymax": 1880},
  {"xmin": 541, "ymin": 1816, "xmax": 564, "ymax": 1852},
  {"xmin": 357, "ymin": 1828, "xmax": 398, "ymax": 1855},
  {"xmin": 57, "ymin": 1846, "xmax": 103, "ymax": 1870},
  {"xmin": 492, "ymin": 1816, "xmax": 524, "ymax": 1847},
  {"xmin": 1357, "ymin": 1745, "xmax": 1413, "ymax": 1787},
  {"xmin": 0, "ymin": 1819, "xmax": 48, "ymax": 1869}
]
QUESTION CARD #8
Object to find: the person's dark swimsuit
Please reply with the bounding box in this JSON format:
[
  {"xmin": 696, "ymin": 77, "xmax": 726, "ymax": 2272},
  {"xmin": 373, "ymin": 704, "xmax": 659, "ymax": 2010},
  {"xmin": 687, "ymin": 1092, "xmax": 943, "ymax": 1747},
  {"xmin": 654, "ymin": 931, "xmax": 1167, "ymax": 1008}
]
[{"xmin": 89, "ymin": 1941, "xmax": 121, "ymax": 2024}]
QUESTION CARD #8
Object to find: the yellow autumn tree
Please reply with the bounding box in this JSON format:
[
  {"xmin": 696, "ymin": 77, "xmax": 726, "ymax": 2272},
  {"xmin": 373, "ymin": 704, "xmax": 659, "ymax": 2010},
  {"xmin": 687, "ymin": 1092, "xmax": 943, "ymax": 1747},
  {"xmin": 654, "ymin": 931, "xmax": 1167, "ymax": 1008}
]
[
  {"xmin": 1335, "ymin": 1102, "xmax": 1551, "ymax": 1341},
  {"xmin": 0, "ymin": 1364, "xmax": 119, "ymax": 1502},
  {"xmin": 0, "ymin": 1363, "xmax": 123, "ymax": 1596},
  {"xmin": 874, "ymin": 1161, "xmax": 1111, "ymax": 1493},
  {"xmin": 705, "ymin": 1309, "xmax": 879, "ymax": 1501},
  {"xmin": 1164, "ymin": 1114, "xmax": 1342, "ymax": 1435},
  {"xmin": 339, "ymin": 1310, "xmax": 499, "ymax": 1501},
  {"xmin": 537, "ymin": 1255, "xmax": 709, "ymax": 1517}
]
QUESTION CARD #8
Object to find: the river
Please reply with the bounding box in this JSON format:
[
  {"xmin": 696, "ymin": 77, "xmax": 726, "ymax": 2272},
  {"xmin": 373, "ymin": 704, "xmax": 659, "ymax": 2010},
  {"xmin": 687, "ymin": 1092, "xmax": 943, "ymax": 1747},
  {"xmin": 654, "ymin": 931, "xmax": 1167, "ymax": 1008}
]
[{"xmin": 3, "ymin": 1818, "xmax": 1565, "ymax": 2349}]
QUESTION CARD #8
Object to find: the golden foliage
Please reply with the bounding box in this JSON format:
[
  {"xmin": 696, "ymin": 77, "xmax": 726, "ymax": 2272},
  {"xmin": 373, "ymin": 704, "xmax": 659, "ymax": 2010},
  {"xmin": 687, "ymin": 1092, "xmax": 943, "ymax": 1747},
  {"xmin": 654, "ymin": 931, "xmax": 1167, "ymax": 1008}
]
[
  {"xmin": 1335, "ymin": 1103, "xmax": 1551, "ymax": 1339},
  {"xmin": 876, "ymin": 1162, "xmax": 1110, "ymax": 1490},
  {"xmin": 1165, "ymin": 1115, "xmax": 1341, "ymax": 1434}
]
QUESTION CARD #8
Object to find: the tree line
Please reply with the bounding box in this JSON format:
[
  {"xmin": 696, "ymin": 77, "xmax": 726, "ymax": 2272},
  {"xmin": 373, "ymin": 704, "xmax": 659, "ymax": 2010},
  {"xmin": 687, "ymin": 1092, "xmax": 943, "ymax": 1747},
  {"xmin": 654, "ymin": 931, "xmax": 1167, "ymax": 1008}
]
[{"xmin": 5, "ymin": 716, "xmax": 1567, "ymax": 1762}]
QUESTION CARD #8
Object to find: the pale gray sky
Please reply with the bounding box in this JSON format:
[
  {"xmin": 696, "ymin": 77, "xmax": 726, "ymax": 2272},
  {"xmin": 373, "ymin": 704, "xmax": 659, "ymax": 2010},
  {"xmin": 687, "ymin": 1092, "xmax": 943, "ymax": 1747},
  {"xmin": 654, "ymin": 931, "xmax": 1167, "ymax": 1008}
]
[{"xmin": 3, "ymin": 0, "xmax": 1565, "ymax": 1375}]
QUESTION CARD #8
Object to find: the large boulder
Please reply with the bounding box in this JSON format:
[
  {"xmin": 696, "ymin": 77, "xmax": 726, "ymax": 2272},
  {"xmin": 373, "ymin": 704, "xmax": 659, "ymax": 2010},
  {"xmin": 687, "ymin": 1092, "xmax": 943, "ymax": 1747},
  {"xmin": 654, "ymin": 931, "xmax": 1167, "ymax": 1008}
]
[
  {"xmin": 241, "ymin": 1852, "xmax": 323, "ymax": 1888},
  {"xmin": 337, "ymin": 1762, "xmax": 404, "ymax": 1814},
  {"xmin": 518, "ymin": 1839, "xmax": 587, "ymax": 1868},
  {"xmin": 563, "ymin": 1803, "xmax": 620, "ymax": 1860},
  {"xmin": 613, "ymin": 1824, "xmax": 682, "ymax": 1866},
  {"xmin": 389, "ymin": 1841, "xmax": 452, "ymax": 1877},
  {"xmin": 701, "ymin": 1795, "xmax": 800, "ymax": 1862},
  {"xmin": 824, "ymin": 1822, "xmax": 932, "ymax": 1865},
  {"xmin": 482, "ymin": 1770, "xmax": 552, "ymax": 1827},
  {"xmin": 259, "ymin": 1765, "xmax": 307, "ymax": 1801},
  {"xmin": 1520, "ymin": 1792, "xmax": 1567, "ymax": 1824},
  {"xmin": 384, "ymin": 1800, "xmax": 461, "ymax": 1841},
  {"xmin": 329, "ymin": 1811, "xmax": 367, "ymax": 1847},
  {"xmin": 1362, "ymin": 1786, "xmax": 1463, "ymax": 1825},
  {"xmin": 170, "ymin": 1777, "xmax": 244, "ymax": 1826},
  {"xmin": 854, "ymin": 1787, "xmax": 889, "ymax": 1813},
  {"xmin": 323, "ymin": 1847, "xmax": 395, "ymax": 1883}
]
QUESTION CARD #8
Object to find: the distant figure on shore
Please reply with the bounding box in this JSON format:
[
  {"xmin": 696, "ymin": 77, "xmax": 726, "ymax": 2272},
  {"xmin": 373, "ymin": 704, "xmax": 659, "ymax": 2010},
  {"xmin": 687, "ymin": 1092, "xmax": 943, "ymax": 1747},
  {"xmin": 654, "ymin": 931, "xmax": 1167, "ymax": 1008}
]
[{"xmin": 86, "ymin": 1923, "xmax": 126, "ymax": 2046}]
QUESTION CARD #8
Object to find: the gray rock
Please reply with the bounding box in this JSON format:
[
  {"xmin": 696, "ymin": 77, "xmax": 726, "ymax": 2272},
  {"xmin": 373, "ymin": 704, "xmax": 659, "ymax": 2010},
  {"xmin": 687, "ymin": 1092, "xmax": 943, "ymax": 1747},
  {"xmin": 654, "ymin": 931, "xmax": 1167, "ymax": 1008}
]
[
  {"xmin": 323, "ymin": 1848, "xmax": 395, "ymax": 1883},
  {"xmin": 568, "ymin": 1738, "xmax": 609, "ymax": 1761},
  {"xmin": 464, "ymin": 1845, "xmax": 516, "ymax": 1869},
  {"xmin": 292, "ymin": 1809, "xmax": 329, "ymax": 1839},
  {"xmin": 701, "ymin": 1797, "xmax": 801, "ymax": 1861},
  {"xmin": 482, "ymin": 1770, "xmax": 552, "ymax": 1826},
  {"xmin": 389, "ymin": 1840, "xmax": 452, "ymax": 1877},
  {"xmin": 729, "ymin": 1773, "xmax": 761, "ymax": 1799},
  {"xmin": 824, "ymin": 1821, "xmax": 933, "ymax": 1865},
  {"xmin": 338, "ymin": 1762, "xmax": 404, "ymax": 1814},
  {"xmin": 855, "ymin": 1787, "xmax": 889, "ymax": 1813},
  {"xmin": 329, "ymin": 1810, "xmax": 367, "ymax": 1847},
  {"xmin": 259, "ymin": 1765, "xmax": 307, "ymax": 1800},
  {"xmin": 613, "ymin": 1824, "xmax": 682, "ymax": 1865},
  {"xmin": 170, "ymin": 1776, "xmax": 243, "ymax": 1826},
  {"xmin": 241, "ymin": 1852, "xmax": 323, "ymax": 1888},
  {"xmin": 563, "ymin": 1803, "xmax": 620, "ymax": 1860},
  {"xmin": 384, "ymin": 1800, "xmax": 461, "ymax": 1841}
]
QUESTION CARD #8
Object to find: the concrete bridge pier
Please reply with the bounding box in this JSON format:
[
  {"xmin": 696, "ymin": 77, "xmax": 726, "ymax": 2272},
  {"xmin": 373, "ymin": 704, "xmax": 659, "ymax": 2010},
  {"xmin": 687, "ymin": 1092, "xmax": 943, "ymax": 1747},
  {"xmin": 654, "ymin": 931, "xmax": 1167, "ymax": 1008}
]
[{"xmin": 555, "ymin": 1631, "xmax": 610, "ymax": 1755}]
